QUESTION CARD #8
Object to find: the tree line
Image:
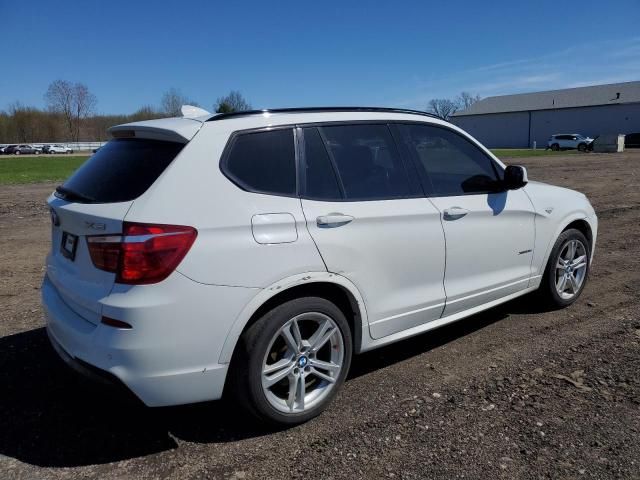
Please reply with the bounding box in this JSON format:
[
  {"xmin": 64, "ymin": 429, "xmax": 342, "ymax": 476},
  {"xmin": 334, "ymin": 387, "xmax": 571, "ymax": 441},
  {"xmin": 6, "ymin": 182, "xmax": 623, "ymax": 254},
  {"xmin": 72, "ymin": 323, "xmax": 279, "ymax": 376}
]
[
  {"xmin": 1, "ymin": 79, "xmax": 479, "ymax": 143},
  {"xmin": 0, "ymin": 80, "xmax": 252, "ymax": 143}
]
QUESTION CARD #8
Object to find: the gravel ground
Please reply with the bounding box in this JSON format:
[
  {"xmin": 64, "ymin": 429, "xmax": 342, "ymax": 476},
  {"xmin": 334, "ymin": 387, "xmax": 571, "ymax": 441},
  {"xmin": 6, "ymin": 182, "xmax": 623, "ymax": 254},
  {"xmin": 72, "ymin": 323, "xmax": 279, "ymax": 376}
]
[{"xmin": 1, "ymin": 151, "xmax": 639, "ymax": 480}]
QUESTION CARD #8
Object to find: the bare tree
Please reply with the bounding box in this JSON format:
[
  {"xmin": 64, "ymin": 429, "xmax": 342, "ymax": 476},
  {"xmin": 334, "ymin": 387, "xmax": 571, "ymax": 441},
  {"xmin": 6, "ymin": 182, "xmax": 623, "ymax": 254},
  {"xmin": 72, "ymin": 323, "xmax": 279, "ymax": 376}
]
[
  {"xmin": 426, "ymin": 98, "xmax": 459, "ymax": 121},
  {"xmin": 44, "ymin": 80, "xmax": 74, "ymax": 140},
  {"xmin": 214, "ymin": 91, "xmax": 251, "ymax": 113},
  {"xmin": 457, "ymin": 91, "xmax": 481, "ymax": 110},
  {"xmin": 45, "ymin": 80, "xmax": 96, "ymax": 141},
  {"xmin": 160, "ymin": 88, "xmax": 190, "ymax": 117},
  {"xmin": 73, "ymin": 83, "xmax": 97, "ymax": 140}
]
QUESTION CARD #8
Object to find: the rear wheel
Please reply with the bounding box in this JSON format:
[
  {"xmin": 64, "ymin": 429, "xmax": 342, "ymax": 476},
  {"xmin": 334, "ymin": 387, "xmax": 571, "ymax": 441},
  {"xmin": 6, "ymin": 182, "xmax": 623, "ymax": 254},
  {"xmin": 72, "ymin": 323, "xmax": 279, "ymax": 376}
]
[
  {"xmin": 551, "ymin": 143, "xmax": 560, "ymax": 151},
  {"xmin": 538, "ymin": 229, "xmax": 590, "ymax": 308},
  {"xmin": 231, "ymin": 297, "xmax": 352, "ymax": 425}
]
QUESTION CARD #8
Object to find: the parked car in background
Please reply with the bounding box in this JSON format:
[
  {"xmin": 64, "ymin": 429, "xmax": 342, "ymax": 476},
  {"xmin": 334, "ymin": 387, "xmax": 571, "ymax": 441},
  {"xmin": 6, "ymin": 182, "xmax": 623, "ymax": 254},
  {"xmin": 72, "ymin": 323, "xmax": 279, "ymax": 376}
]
[
  {"xmin": 2, "ymin": 145, "xmax": 17, "ymax": 154},
  {"xmin": 547, "ymin": 134, "xmax": 594, "ymax": 152},
  {"xmin": 5, "ymin": 144, "xmax": 41, "ymax": 155},
  {"xmin": 44, "ymin": 144, "xmax": 74, "ymax": 154},
  {"xmin": 43, "ymin": 107, "xmax": 598, "ymax": 426},
  {"xmin": 0, "ymin": 145, "xmax": 8, "ymax": 154}
]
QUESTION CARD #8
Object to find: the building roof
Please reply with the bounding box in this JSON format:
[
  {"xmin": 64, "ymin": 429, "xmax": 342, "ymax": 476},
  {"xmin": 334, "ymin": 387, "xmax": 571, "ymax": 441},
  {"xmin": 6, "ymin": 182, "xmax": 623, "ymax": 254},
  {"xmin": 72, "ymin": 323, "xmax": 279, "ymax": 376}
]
[{"xmin": 453, "ymin": 81, "xmax": 640, "ymax": 116}]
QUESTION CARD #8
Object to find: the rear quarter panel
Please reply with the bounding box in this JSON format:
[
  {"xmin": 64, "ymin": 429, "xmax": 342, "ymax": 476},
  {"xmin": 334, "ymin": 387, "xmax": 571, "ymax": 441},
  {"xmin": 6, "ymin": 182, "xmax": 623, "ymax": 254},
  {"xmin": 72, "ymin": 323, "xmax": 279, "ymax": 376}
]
[{"xmin": 122, "ymin": 122, "xmax": 326, "ymax": 288}]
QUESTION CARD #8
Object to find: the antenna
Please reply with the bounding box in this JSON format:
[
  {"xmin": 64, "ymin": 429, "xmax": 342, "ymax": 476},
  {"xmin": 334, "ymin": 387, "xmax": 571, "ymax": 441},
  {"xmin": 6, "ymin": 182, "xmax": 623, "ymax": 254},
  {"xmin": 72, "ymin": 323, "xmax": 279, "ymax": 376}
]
[{"xmin": 181, "ymin": 105, "xmax": 211, "ymax": 119}]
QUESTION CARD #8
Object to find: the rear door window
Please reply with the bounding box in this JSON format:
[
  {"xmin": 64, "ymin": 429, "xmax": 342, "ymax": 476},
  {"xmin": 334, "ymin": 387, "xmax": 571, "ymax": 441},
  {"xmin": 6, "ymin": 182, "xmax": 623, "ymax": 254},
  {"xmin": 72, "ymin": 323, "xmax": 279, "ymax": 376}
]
[
  {"xmin": 316, "ymin": 124, "xmax": 413, "ymax": 201},
  {"xmin": 222, "ymin": 128, "xmax": 296, "ymax": 196},
  {"xmin": 59, "ymin": 138, "xmax": 184, "ymax": 203}
]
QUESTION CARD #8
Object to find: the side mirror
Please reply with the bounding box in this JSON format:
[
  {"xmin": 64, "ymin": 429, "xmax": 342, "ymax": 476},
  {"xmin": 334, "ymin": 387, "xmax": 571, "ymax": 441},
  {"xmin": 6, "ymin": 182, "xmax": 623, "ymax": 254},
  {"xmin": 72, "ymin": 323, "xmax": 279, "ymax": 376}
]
[{"xmin": 504, "ymin": 165, "xmax": 528, "ymax": 190}]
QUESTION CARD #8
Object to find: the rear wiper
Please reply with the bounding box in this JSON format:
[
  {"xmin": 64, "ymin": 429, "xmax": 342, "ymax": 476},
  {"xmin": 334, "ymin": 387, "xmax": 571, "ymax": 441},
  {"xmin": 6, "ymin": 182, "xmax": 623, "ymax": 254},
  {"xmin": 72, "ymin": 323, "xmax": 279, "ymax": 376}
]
[{"xmin": 55, "ymin": 185, "xmax": 96, "ymax": 203}]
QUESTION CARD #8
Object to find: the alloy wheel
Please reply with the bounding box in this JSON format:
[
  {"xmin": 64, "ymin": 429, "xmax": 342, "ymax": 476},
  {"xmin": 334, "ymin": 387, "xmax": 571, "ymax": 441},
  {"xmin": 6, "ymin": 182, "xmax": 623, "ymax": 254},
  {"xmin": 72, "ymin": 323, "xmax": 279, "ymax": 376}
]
[
  {"xmin": 555, "ymin": 239, "xmax": 588, "ymax": 299},
  {"xmin": 261, "ymin": 312, "xmax": 344, "ymax": 414}
]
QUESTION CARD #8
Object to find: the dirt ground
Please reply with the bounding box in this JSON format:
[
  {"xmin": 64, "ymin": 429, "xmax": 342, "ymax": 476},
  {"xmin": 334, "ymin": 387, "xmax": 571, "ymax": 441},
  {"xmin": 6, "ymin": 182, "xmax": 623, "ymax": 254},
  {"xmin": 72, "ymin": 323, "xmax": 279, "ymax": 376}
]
[{"xmin": 1, "ymin": 151, "xmax": 639, "ymax": 480}]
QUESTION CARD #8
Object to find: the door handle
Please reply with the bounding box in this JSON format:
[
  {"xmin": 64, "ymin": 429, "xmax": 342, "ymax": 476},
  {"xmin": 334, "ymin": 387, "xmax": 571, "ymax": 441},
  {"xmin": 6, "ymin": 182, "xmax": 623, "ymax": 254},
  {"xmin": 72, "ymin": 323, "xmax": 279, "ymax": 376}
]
[
  {"xmin": 316, "ymin": 213, "xmax": 354, "ymax": 228},
  {"xmin": 443, "ymin": 207, "xmax": 469, "ymax": 220}
]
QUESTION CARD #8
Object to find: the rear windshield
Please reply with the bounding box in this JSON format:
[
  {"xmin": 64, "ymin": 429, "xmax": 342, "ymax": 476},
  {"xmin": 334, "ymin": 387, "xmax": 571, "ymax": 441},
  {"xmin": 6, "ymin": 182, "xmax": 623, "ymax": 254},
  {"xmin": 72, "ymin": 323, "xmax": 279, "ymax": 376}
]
[{"xmin": 60, "ymin": 138, "xmax": 184, "ymax": 203}]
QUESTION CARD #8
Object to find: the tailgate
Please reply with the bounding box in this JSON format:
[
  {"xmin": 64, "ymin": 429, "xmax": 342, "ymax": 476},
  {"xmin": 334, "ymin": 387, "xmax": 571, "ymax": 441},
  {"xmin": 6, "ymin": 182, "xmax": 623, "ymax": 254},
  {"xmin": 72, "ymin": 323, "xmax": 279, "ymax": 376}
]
[
  {"xmin": 46, "ymin": 197, "xmax": 132, "ymax": 325},
  {"xmin": 44, "ymin": 136, "xmax": 186, "ymax": 325}
]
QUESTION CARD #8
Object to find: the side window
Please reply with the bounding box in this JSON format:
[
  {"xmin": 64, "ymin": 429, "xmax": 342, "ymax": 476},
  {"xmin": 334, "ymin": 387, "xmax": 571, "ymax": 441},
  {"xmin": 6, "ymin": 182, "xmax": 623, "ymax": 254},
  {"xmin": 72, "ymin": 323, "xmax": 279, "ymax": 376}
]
[
  {"xmin": 302, "ymin": 127, "xmax": 342, "ymax": 200},
  {"xmin": 223, "ymin": 128, "xmax": 296, "ymax": 196},
  {"xmin": 399, "ymin": 124, "xmax": 501, "ymax": 196},
  {"xmin": 317, "ymin": 124, "xmax": 412, "ymax": 201}
]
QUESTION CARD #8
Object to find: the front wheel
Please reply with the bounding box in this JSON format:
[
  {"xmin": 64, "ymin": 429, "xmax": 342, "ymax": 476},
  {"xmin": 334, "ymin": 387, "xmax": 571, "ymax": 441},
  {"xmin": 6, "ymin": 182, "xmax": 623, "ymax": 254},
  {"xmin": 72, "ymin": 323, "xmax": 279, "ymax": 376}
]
[
  {"xmin": 538, "ymin": 229, "xmax": 590, "ymax": 308},
  {"xmin": 231, "ymin": 297, "xmax": 352, "ymax": 425},
  {"xmin": 577, "ymin": 143, "xmax": 587, "ymax": 152}
]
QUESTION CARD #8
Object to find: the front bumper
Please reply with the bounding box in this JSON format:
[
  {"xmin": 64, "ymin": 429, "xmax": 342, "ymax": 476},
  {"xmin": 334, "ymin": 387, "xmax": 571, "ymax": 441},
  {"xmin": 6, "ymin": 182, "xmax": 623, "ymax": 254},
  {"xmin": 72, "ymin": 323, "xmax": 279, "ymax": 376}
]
[{"xmin": 42, "ymin": 273, "xmax": 257, "ymax": 406}]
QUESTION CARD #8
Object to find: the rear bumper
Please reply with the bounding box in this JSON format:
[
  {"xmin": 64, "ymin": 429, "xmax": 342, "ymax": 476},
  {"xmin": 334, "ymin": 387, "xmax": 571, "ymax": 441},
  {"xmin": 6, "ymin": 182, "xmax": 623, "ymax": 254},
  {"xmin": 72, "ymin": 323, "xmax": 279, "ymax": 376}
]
[{"xmin": 42, "ymin": 273, "xmax": 257, "ymax": 406}]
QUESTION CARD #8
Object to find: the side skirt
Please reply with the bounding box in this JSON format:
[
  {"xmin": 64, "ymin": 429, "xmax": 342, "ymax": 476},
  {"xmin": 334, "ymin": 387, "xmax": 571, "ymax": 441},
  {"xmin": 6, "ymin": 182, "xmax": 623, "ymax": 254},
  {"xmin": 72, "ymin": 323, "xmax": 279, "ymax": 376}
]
[{"xmin": 359, "ymin": 285, "xmax": 538, "ymax": 353}]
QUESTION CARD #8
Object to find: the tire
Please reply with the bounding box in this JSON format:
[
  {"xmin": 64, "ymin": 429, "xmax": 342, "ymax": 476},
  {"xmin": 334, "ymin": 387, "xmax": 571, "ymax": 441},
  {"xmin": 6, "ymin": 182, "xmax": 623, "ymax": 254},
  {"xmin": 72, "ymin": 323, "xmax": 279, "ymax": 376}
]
[
  {"xmin": 35, "ymin": 150, "xmax": 40, "ymax": 155},
  {"xmin": 538, "ymin": 228, "xmax": 590, "ymax": 308},
  {"xmin": 230, "ymin": 296, "xmax": 353, "ymax": 426},
  {"xmin": 577, "ymin": 143, "xmax": 587, "ymax": 152},
  {"xmin": 551, "ymin": 143, "xmax": 560, "ymax": 151},
  {"xmin": 15, "ymin": 150, "xmax": 20, "ymax": 155}
]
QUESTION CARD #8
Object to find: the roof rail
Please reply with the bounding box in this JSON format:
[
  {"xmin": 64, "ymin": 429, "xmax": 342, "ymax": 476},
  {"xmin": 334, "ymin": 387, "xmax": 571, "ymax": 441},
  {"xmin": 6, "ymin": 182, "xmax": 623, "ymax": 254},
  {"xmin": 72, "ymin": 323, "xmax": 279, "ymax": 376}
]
[{"xmin": 206, "ymin": 107, "xmax": 440, "ymax": 122}]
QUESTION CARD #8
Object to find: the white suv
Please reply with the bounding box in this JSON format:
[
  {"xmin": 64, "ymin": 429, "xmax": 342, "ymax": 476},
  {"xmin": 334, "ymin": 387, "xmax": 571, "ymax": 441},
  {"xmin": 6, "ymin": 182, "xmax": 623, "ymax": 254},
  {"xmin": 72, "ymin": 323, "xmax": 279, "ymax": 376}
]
[
  {"xmin": 43, "ymin": 107, "xmax": 597, "ymax": 425},
  {"xmin": 547, "ymin": 134, "xmax": 594, "ymax": 152},
  {"xmin": 46, "ymin": 144, "xmax": 74, "ymax": 154}
]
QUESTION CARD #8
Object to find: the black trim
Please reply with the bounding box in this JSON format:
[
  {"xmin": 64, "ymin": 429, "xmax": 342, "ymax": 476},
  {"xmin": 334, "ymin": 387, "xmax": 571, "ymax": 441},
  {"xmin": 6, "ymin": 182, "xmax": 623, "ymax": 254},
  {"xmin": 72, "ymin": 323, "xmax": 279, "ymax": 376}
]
[{"xmin": 207, "ymin": 107, "xmax": 440, "ymax": 122}]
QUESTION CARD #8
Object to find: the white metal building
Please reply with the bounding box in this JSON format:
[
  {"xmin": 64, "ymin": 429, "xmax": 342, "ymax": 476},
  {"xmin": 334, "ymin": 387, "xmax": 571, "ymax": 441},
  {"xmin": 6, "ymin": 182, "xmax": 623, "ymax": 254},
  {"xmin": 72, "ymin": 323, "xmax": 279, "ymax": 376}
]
[{"xmin": 451, "ymin": 81, "xmax": 640, "ymax": 148}]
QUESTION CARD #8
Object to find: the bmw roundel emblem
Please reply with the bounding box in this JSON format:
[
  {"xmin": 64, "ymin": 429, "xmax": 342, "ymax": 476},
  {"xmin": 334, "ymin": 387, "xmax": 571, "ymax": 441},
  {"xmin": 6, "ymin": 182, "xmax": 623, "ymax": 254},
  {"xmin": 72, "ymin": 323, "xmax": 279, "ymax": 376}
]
[{"xmin": 297, "ymin": 356, "xmax": 308, "ymax": 368}]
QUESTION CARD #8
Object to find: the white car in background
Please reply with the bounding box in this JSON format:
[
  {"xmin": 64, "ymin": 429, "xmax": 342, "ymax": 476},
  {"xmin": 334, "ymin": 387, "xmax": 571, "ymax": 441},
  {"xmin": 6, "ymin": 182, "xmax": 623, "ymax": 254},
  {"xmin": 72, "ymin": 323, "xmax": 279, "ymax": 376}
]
[
  {"xmin": 46, "ymin": 144, "xmax": 74, "ymax": 154},
  {"xmin": 43, "ymin": 107, "xmax": 597, "ymax": 426},
  {"xmin": 547, "ymin": 134, "xmax": 594, "ymax": 152}
]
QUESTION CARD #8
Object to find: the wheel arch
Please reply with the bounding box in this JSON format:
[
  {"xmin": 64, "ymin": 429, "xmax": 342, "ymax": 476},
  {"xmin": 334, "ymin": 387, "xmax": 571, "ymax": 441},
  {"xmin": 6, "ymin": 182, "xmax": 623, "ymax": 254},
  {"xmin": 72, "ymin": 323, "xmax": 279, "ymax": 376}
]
[
  {"xmin": 564, "ymin": 218, "xmax": 593, "ymax": 252},
  {"xmin": 538, "ymin": 213, "xmax": 596, "ymax": 277},
  {"xmin": 219, "ymin": 272, "xmax": 368, "ymax": 364}
]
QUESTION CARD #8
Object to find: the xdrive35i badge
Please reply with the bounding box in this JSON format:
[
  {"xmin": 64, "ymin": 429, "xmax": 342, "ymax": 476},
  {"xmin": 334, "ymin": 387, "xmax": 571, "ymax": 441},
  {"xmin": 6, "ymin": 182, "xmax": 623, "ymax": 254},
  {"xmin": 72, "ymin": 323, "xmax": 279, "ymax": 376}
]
[{"xmin": 85, "ymin": 221, "xmax": 106, "ymax": 231}]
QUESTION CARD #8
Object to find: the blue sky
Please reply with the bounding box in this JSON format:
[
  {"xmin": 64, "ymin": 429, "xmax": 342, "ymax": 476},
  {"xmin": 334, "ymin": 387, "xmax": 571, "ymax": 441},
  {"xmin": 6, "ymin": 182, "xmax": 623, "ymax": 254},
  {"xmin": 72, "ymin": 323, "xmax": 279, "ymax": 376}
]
[{"xmin": 1, "ymin": 0, "xmax": 639, "ymax": 114}]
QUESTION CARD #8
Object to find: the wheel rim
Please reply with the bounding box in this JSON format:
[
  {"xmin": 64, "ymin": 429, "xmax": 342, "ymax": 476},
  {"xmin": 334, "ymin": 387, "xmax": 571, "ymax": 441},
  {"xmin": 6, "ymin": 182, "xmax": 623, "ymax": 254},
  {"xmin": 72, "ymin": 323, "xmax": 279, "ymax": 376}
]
[
  {"xmin": 555, "ymin": 239, "xmax": 588, "ymax": 299},
  {"xmin": 261, "ymin": 312, "xmax": 344, "ymax": 414}
]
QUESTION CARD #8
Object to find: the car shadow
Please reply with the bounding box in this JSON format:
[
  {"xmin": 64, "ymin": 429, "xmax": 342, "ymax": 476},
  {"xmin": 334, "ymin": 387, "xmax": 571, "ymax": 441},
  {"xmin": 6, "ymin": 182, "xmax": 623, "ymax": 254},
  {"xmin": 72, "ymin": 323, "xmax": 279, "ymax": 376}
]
[{"xmin": 0, "ymin": 293, "xmax": 549, "ymax": 468}]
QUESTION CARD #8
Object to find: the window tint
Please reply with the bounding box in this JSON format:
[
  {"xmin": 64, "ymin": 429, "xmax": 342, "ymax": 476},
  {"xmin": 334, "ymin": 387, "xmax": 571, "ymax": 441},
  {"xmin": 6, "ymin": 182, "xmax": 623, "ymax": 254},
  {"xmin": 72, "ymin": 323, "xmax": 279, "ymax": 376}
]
[
  {"xmin": 302, "ymin": 127, "xmax": 342, "ymax": 200},
  {"xmin": 224, "ymin": 128, "xmax": 296, "ymax": 196},
  {"xmin": 399, "ymin": 124, "xmax": 501, "ymax": 196},
  {"xmin": 60, "ymin": 138, "xmax": 184, "ymax": 203},
  {"xmin": 318, "ymin": 124, "xmax": 411, "ymax": 200}
]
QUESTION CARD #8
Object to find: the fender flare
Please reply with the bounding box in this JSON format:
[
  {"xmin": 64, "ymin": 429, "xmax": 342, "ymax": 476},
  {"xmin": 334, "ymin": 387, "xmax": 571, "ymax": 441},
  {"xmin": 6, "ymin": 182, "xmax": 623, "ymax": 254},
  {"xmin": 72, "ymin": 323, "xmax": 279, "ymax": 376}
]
[{"xmin": 218, "ymin": 271, "xmax": 369, "ymax": 364}]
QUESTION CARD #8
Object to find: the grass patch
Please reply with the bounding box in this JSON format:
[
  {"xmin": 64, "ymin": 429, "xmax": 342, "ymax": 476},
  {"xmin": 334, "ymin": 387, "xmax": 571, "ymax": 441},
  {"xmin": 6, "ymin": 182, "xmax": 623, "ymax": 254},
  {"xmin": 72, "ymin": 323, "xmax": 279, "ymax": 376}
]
[
  {"xmin": 0, "ymin": 149, "xmax": 581, "ymax": 185},
  {"xmin": 0, "ymin": 155, "xmax": 88, "ymax": 184},
  {"xmin": 491, "ymin": 149, "xmax": 578, "ymax": 159}
]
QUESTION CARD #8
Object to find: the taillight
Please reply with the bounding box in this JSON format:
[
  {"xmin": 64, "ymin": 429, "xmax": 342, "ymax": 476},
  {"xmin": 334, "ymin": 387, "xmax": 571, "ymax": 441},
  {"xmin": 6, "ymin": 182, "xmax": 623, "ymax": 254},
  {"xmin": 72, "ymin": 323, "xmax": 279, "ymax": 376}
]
[{"xmin": 87, "ymin": 222, "xmax": 197, "ymax": 285}]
